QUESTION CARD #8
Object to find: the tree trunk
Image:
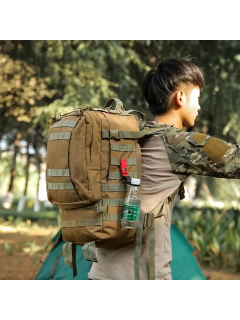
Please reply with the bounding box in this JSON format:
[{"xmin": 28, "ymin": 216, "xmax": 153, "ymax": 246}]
[
  {"xmin": 17, "ymin": 140, "xmax": 31, "ymax": 213},
  {"xmin": 23, "ymin": 141, "xmax": 31, "ymax": 196},
  {"xmin": 34, "ymin": 158, "xmax": 41, "ymax": 212},
  {"xmin": 8, "ymin": 133, "xmax": 21, "ymax": 192},
  {"xmin": 2, "ymin": 133, "xmax": 21, "ymax": 209}
]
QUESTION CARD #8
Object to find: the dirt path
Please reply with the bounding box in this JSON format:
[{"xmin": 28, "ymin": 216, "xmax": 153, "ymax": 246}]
[
  {"xmin": 201, "ymin": 267, "xmax": 240, "ymax": 280},
  {"xmin": 0, "ymin": 221, "xmax": 59, "ymax": 280}
]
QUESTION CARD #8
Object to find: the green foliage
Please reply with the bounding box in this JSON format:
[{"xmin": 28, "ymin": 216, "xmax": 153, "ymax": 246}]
[
  {"xmin": 2, "ymin": 40, "xmax": 240, "ymax": 143},
  {"xmin": 173, "ymin": 206, "xmax": 240, "ymax": 270},
  {"xmin": 2, "ymin": 40, "xmax": 240, "ymax": 205}
]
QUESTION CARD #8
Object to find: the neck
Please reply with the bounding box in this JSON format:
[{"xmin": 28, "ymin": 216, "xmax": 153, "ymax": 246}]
[{"xmin": 154, "ymin": 112, "xmax": 183, "ymax": 130}]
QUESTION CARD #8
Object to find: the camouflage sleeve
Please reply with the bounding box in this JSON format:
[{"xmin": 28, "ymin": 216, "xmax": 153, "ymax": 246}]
[{"xmin": 162, "ymin": 126, "xmax": 240, "ymax": 181}]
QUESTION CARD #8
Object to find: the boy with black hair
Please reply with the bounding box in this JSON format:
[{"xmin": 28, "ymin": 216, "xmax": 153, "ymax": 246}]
[{"xmin": 88, "ymin": 57, "xmax": 240, "ymax": 280}]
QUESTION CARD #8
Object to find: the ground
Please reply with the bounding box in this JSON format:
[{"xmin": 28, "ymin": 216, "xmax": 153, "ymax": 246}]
[
  {"xmin": 0, "ymin": 220, "xmax": 240, "ymax": 280},
  {"xmin": 0, "ymin": 220, "xmax": 59, "ymax": 280}
]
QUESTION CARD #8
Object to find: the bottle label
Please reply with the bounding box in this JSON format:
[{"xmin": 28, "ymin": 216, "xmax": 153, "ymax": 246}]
[{"xmin": 122, "ymin": 204, "xmax": 140, "ymax": 221}]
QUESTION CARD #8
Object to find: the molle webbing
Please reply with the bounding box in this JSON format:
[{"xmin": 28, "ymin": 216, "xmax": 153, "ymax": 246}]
[
  {"xmin": 62, "ymin": 218, "xmax": 102, "ymax": 228},
  {"xmin": 49, "ymin": 132, "xmax": 71, "ymax": 140},
  {"xmin": 102, "ymin": 130, "xmax": 145, "ymax": 139},
  {"xmin": 101, "ymin": 199, "xmax": 125, "ymax": 207},
  {"xmin": 110, "ymin": 158, "xmax": 137, "ymax": 166},
  {"xmin": 101, "ymin": 184, "xmax": 130, "ymax": 192},
  {"xmin": 61, "ymin": 213, "xmax": 122, "ymax": 228},
  {"xmin": 108, "ymin": 172, "xmax": 137, "ymax": 180},
  {"xmin": 111, "ymin": 143, "xmax": 136, "ymax": 152},
  {"xmin": 48, "ymin": 182, "xmax": 74, "ymax": 190},
  {"xmin": 52, "ymin": 120, "xmax": 78, "ymax": 128},
  {"xmin": 47, "ymin": 169, "xmax": 70, "ymax": 177},
  {"xmin": 102, "ymin": 213, "xmax": 122, "ymax": 221}
]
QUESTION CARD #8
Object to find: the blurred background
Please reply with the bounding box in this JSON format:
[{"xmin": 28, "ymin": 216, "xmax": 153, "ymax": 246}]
[{"xmin": 1, "ymin": 40, "xmax": 240, "ymax": 280}]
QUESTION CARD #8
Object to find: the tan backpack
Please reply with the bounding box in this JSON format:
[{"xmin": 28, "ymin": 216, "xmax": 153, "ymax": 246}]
[{"xmin": 46, "ymin": 97, "xmax": 182, "ymax": 279}]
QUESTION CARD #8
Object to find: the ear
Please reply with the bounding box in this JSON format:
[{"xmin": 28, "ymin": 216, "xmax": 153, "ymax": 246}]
[{"xmin": 175, "ymin": 90, "xmax": 186, "ymax": 108}]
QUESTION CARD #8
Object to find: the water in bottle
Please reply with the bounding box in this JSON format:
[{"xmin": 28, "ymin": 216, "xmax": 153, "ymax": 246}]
[{"xmin": 121, "ymin": 178, "xmax": 141, "ymax": 229}]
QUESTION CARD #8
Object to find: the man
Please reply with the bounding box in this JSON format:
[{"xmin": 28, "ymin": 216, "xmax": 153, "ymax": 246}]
[{"xmin": 88, "ymin": 57, "xmax": 240, "ymax": 280}]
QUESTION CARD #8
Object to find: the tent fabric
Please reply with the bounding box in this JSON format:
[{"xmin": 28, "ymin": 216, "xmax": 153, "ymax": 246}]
[
  {"xmin": 36, "ymin": 225, "xmax": 205, "ymax": 280},
  {"xmin": 35, "ymin": 230, "xmax": 92, "ymax": 280},
  {"xmin": 170, "ymin": 224, "xmax": 205, "ymax": 280}
]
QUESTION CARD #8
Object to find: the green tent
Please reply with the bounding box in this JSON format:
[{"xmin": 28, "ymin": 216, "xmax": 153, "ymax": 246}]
[
  {"xmin": 36, "ymin": 225, "xmax": 205, "ymax": 280},
  {"xmin": 171, "ymin": 224, "xmax": 205, "ymax": 280}
]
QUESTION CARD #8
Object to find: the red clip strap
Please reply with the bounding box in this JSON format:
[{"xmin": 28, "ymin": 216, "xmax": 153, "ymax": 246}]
[{"xmin": 120, "ymin": 159, "xmax": 129, "ymax": 177}]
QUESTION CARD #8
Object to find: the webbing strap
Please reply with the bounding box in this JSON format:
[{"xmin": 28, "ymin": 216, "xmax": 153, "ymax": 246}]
[
  {"xmin": 72, "ymin": 242, "xmax": 77, "ymax": 277},
  {"xmin": 102, "ymin": 130, "xmax": 146, "ymax": 139},
  {"xmin": 149, "ymin": 187, "xmax": 179, "ymax": 218},
  {"xmin": 62, "ymin": 242, "xmax": 73, "ymax": 268},
  {"xmin": 165, "ymin": 188, "xmax": 179, "ymax": 204},
  {"xmin": 62, "ymin": 242, "xmax": 77, "ymax": 277},
  {"xmin": 47, "ymin": 169, "xmax": 70, "ymax": 177},
  {"xmin": 49, "ymin": 132, "xmax": 71, "ymax": 140},
  {"xmin": 108, "ymin": 172, "xmax": 137, "ymax": 180},
  {"xmin": 148, "ymin": 214, "xmax": 155, "ymax": 280},
  {"xmin": 134, "ymin": 210, "xmax": 145, "ymax": 280},
  {"xmin": 111, "ymin": 158, "xmax": 137, "ymax": 166},
  {"xmin": 141, "ymin": 127, "xmax": 166, "ymax": 136},
  {"xmin": 82, "ymin": 241, "xmax": 98, "ymax": 262},
  {"xmin": 48, "ymin": 182, "xmax": 74, "ymax": 190},
  {"xmin": 103, "ymin": 213, "xmax": 122, "ymax": 221},
  {"xmin": 52, "ymin": 120, "xmax": 77, "ymax": 128},
  {"xmin": 111, "ymin": 143, "xmax": 136, "ymax": 152},
  {"xmin": 101, "ymin": 199, "xmax": 125, "ymax": 207},
  {"xmin": 61, "ymin": 214, "xmax": 121, "ymax": 229},
  {"xmin": 101, "ymin": 184, "xmax": 129, "ymax": 192},
  {"xmin": 61, "ymin": 218, "xmax": 102, "ymax": 228},
  {"xmin": 150, "ymin": 200, "xmax": 165, "ymax": 218},
  {"xmin": 143, "ymin": 188, "xmax": 179, "ymax": 280}
]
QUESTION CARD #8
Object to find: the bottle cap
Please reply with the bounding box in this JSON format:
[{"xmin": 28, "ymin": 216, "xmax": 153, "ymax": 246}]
[{"xmin": 130, "ymin": 178, "xmax": 140, "ymax": 186}]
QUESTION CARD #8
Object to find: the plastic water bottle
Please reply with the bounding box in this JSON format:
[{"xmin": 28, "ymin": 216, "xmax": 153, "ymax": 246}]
[{"xmin": 121, "ymin": 178, "xmax": 141, "ymax": 229}]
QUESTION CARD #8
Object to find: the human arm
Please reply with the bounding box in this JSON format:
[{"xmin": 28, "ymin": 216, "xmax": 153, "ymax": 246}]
[{"xmin": 162, "ymin": 126, "xmax": 240, "ymax": 181}]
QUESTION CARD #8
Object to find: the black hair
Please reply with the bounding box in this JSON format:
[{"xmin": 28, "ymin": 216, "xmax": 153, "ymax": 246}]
[{"xmin": 142, "ymin": 57, "xmax": 205, "ymax": 116}]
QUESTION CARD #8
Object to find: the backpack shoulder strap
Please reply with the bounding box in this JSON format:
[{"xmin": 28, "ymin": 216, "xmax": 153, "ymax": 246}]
[
  {"xmin": 134, "ymin": 185, "xmax": 181, "ymax": 280},
  {"xmin": 140, "ymin": 121, "xmax": 170, "ymax": 137}
]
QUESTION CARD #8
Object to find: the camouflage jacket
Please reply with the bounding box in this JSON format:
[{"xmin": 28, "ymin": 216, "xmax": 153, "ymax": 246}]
[
  {"xmin": 146, "ymin": 121, "xmax": 240, "ymax": 181},
  {"xmin": 89, "ymin": 121, "xmax": 240, "ymax": 280}
]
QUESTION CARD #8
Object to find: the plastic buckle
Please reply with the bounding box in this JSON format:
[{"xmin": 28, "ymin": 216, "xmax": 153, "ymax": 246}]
[
  {"xmin": 110, "ymin": 130, "xmax": 121, "ymax": 139},
  {"xmin": 97, "ymin": 203, "xmax": 108, "ymax": 215},
  {"xmin": 76, "ymin": 109, "xmax": 82, "ymax": 116},
  {"xmin": 125, "ymin": 176, "xmax": 131, "ymax": 185},
  {"xmin": 144, "ymin": 213, "xmax": 154, "ymax": 229},
  {"xmin": 56, "ymin": 113, "xmax": 61, "ymax": 121}
]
